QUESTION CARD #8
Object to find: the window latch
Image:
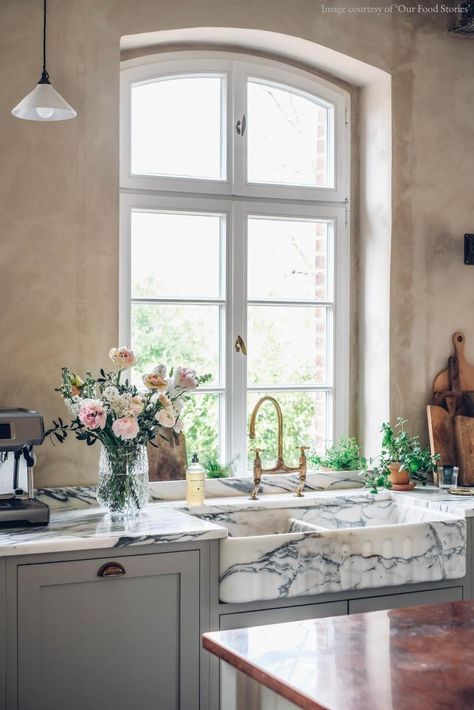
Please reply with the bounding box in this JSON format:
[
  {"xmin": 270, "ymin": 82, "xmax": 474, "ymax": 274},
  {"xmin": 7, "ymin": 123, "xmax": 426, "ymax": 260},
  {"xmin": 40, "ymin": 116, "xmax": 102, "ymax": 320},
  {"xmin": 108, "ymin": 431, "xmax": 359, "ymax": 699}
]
[
  {"xmin": 236, "ymin": 115, "xmax": 246, "ymax": 136},
  {"xmin": 235, "ymin": 335, "xmax": 247, "ymax": 355}
]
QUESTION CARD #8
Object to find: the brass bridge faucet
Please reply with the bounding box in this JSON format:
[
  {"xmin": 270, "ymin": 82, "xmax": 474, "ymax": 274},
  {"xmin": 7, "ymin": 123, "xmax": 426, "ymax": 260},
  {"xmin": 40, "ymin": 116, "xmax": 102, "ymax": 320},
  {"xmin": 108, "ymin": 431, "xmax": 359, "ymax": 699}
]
[{"xmin": 248, "ymin": 395, "xmax": 308, "ymax": 500}]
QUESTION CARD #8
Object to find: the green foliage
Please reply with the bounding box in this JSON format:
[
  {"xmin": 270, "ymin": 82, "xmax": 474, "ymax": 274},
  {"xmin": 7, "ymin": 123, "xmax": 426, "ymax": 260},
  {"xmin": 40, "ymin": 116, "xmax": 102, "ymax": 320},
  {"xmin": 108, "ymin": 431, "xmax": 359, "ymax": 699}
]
[
  {"xmin": 202, "ymin": 455, "xmax": 236, "ymax": 479},
  {"xmin": 364, "ymin": 469, "xmax": 392, "ymax": 495},
  {"xmin": 309, "ymin": 437, "xmax": 366, "ymax": 471},
  {"xmin": 365, "ymin": 418, "xmax": 439, "ymax": 493}
]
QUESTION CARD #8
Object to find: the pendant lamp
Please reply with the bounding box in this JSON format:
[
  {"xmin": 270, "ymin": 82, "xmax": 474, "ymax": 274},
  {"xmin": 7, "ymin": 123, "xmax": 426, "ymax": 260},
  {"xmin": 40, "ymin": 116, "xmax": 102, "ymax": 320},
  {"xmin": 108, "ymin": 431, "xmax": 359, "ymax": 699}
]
[{"xmin": 12, "ymin": 0, "xmax": 77, "ymax": 121}]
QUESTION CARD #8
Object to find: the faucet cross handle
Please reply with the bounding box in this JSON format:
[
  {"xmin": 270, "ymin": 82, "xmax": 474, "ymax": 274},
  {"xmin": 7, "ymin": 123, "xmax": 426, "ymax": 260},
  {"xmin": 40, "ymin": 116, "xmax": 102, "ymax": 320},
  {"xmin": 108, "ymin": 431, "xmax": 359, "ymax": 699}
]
[
  {"xmin": 298, "ymin": 445, "xmax": 310, "ymax": 462},
  {"xmin": 250, "ymin": 447, "xmax": 263, "ymax": 500},
  {"xmin": 294, "ymin": 446, "xmax": 309, "ymax": 498}
]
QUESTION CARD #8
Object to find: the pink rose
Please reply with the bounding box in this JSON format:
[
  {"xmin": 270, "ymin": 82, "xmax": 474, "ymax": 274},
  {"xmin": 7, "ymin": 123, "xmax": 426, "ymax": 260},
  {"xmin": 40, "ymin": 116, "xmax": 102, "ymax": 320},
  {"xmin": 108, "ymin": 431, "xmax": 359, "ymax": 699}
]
[
  {"xmin": 155, "ymin": 408, "xmax": 176, "ymax": 428},
  {"xmin": 173, "ymin": 367, "xmax": 198, "ymax": 390},
  {"xmin": 78, "ymin": 399, "xmax": 106, "ymax": 430},
  {"xmin": 130, "ymin": 395, "xmax": 143, "ymax": 415},
  {"xmin": 158, "ymin": 393, "xmax": 171, "ymax": 408},
  {"xmin": 112, "ymin": 416, "xmax": 140, "ymax": 440},
  {"xmin": 143, "ymin": 372, "xmax": 168, "ymax": 391},
  {"xmin": 109, "ymin": 347, "xmax": 137, "ymax": 370}
]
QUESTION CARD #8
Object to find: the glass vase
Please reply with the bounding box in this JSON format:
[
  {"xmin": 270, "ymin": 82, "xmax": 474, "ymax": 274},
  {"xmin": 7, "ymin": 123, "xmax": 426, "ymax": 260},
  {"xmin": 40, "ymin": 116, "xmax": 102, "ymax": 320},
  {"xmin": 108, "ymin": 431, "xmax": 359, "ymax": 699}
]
[{"xmin": 97, "ymin": 444, "xmax": 149, "ymax": 518}]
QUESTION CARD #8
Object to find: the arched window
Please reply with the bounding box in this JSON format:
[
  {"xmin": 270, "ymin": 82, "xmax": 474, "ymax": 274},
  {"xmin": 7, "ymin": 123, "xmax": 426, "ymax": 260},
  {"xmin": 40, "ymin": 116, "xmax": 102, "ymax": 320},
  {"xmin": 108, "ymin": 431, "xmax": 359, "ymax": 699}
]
[{"xmin": 120, "ymin": 51, "xmax": 350, "ymax": 475}]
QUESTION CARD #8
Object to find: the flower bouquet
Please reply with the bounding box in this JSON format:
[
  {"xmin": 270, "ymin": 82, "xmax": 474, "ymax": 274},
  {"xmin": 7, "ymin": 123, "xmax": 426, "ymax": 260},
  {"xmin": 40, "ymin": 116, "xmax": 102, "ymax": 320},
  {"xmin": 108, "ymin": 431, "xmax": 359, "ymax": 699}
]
[{"xmin": 47, "ymin": 347, "xmax": 210, "ymax": 517}]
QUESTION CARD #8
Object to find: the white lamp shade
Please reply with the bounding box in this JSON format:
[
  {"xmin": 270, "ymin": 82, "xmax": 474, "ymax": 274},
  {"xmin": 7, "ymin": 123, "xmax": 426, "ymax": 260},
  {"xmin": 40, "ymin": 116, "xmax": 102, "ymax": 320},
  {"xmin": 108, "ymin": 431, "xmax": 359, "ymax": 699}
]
[{"xmin": 11, "ymin": 82, "xmax": 77, "ymax": 121}]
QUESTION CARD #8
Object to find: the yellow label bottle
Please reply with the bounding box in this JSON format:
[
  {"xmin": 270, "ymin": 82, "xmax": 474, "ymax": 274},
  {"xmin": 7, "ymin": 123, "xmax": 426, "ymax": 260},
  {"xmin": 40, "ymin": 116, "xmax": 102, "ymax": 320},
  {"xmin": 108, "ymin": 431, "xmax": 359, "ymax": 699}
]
[{"xmin": 186, "ymin": 453, "xmax": 205, "ymax": 507}]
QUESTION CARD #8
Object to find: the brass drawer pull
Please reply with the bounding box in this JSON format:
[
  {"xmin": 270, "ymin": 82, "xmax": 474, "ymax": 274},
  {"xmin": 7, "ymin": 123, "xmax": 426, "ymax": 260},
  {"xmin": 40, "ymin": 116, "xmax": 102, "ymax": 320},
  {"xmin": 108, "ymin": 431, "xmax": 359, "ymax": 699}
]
[{"xmin": 97, "ymin": 561, "xmax": 126, "ymax": 578}]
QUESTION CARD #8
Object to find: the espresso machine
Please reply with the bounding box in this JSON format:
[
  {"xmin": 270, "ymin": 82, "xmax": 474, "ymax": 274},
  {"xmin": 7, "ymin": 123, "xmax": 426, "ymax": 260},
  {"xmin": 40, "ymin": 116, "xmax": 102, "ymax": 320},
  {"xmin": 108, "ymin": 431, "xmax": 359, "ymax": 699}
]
[{"xmin": 0, "ymin": 409, "xmax": 50, "ymax": 526}]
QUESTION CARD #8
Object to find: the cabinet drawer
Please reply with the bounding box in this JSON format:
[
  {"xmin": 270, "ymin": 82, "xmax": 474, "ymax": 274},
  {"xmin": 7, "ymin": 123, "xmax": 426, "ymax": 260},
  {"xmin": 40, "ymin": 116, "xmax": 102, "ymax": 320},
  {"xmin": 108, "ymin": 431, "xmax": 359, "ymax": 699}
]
[
  {"xmin": 220, "ymin": 600, "xmax": 347, "ymax": 631},
  {"xmin": 349, "ymin": 586, "xmax": 463, "ymax": 615},
  {"xmin": 16, "ymin": 551, "xmax": 200, "ymax": 710}
]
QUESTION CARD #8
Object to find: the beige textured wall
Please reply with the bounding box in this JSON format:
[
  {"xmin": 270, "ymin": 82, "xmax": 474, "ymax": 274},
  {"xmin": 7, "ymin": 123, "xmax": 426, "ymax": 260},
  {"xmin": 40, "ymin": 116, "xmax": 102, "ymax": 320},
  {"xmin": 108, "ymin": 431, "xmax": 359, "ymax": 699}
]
[{"xmin": 0, "ymin": 0, "xmax": 473, "ymax": 485}]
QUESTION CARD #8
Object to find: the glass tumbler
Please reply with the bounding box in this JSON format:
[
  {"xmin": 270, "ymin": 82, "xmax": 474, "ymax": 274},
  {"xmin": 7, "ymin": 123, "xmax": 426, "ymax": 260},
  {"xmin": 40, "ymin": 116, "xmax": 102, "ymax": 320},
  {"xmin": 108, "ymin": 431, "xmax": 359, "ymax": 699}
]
[{"xmin": 436, "ymin": 465, "xmax": 459, "ymax": 489}]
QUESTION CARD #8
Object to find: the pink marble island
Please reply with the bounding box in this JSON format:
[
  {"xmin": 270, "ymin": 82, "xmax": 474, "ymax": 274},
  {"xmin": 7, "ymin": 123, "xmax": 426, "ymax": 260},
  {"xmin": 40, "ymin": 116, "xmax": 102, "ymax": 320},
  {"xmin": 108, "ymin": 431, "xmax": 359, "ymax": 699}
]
[{"xmin": 203, "ymin": 601, "xmax": 474, "ymax": 710}]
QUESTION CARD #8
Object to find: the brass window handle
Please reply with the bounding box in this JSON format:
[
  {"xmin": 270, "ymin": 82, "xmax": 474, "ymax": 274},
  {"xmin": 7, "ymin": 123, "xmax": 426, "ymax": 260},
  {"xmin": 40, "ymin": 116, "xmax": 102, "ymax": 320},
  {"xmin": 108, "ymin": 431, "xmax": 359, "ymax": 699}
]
[
  {"xmin": 97, "ymin": 561, "xmax": 126, "ymax": 578},
  {"xmin": 235, "ymin": 335, "xmax": 247, "ymax": 356}
]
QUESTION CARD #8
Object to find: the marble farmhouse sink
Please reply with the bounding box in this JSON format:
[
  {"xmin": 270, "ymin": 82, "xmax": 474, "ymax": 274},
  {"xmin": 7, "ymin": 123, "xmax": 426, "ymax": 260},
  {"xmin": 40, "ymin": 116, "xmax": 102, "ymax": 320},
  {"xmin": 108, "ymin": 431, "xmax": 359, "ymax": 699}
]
[{"xmin": 192, "ymin": 493, "xmax": 466, "ymax": 603}]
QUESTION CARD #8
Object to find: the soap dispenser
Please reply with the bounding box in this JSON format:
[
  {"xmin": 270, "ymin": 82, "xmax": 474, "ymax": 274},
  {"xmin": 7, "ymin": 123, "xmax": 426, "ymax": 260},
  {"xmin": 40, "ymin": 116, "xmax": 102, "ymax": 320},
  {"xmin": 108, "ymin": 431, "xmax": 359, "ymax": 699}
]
[{"xmin": 186, "ymin": 453, "xmax": 205, "ymax": 507}]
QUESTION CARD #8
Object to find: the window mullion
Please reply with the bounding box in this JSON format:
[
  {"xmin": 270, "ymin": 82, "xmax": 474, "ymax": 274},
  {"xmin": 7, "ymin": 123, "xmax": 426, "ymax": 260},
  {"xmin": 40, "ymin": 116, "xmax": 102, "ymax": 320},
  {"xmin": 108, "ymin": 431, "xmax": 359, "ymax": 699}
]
[
  {"xmin": 229, "ymin": 201, "xmax": 247, "ymax": 476},
  {"xmin": 231, "ymin": 60, "xmax": 246, "ymax": 199}
]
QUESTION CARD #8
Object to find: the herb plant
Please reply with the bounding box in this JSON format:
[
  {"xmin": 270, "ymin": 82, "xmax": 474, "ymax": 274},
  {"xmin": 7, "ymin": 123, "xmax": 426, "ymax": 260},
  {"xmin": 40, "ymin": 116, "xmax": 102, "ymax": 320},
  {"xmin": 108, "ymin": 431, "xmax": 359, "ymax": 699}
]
[
  {"xmin": 202, "ymin": 455, "xmax": 236, "ymax": 479},
  {"xmin": 309, "ymin": 437, "xmax": 366, "ymax": 471},
  {"xmin": 365, "ymin": 418, "xmax": 439, "ymax": 493}
]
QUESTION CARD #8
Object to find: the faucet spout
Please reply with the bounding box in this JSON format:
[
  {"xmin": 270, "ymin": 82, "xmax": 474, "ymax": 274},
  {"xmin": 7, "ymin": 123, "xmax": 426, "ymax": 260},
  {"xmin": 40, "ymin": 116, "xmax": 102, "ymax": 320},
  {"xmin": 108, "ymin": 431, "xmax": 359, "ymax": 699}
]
[
  {"xmin": 249, "ymin": 396, "xmax": 284, "ymax": 470},
  {"xmin": 248, "ymin": 396, "xmax": 309, "ymax": 499}
]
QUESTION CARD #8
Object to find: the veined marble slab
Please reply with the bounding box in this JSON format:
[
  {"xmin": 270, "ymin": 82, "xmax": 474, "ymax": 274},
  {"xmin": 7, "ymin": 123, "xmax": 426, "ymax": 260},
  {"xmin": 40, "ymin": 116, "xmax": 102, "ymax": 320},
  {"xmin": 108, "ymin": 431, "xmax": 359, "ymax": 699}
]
[
  {"xmin": 150, "ymin": 470, "xmax": 364, "ymax": 500},
  {"xmin": 35, "ymin": 470, "xmax": 364, "ymax": 511},
  {"xmin": 0, "ymin": 503, "xmax": 227, "ymax": 557},
  {"xmin": 190, "ymin": 492, "xmax": 467, "ymax": 603}
]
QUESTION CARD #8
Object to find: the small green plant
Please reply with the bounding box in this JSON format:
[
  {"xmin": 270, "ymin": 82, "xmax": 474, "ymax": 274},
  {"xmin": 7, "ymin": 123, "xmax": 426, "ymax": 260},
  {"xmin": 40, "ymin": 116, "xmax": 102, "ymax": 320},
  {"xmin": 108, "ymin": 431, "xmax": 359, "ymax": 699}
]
[
  {"xmin": 202, "ymin": 455, "xmax": 236, "ymax": 479},
  {"xmin": 365, "ymin": 418, "xmax": 439, "ymax": 493},
  {"xmin": 309, "ymin": 437, "xmax": 366, "ymax": 471}
]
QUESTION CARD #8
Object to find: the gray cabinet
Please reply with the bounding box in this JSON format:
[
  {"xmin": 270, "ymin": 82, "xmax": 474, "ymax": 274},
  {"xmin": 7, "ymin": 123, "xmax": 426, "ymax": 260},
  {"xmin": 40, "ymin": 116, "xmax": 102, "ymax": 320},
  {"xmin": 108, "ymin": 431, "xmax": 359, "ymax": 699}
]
[
  {"xmin": 220, "ymin": 600, "xmax": 347, "ymax": 631},
  {"xmin": 16, "ymin": 551, "xmax": 200, "ymax": 710},
  {"xmin": 348, "ymin": 586, "xmax": 463, "ymax": 614}
]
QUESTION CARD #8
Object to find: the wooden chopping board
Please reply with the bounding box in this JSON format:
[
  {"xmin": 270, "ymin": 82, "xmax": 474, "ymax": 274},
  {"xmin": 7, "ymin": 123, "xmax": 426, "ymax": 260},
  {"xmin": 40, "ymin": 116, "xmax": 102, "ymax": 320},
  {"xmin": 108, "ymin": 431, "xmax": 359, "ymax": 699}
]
[
  {"xmin": 434, "ymin": 332, "xmax": 474, "ymax": 393},
  {"xmin": 454, "ymin": 415, "xmax": 474, "ymax": 486},
  {"xmin": 427, "ymin": 399, "xmax": 456, "ymax": 466}
]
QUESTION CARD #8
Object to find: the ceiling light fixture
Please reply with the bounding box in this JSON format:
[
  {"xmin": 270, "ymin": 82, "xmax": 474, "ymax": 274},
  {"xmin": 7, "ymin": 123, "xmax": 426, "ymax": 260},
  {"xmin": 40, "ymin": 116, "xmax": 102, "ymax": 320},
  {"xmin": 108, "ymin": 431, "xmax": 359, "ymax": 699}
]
[{"xmin": 11, "ymin": 0, "xmax": 77, "ymax": 121}]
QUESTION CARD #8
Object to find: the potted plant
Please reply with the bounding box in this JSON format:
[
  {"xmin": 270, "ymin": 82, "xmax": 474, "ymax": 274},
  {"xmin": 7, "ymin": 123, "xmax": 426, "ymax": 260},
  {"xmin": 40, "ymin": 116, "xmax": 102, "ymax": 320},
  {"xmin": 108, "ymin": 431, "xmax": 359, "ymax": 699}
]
[
  {"xmin": 365, "ymin": 418, "xmax": 439, "ymax": 493},
  {"xmin": 309, "ymin": 437, "xmax": 366, "ymax": 474},
  {"xmin": 202, "ymin": 455, "xmax": 236, "ymax": 479}
]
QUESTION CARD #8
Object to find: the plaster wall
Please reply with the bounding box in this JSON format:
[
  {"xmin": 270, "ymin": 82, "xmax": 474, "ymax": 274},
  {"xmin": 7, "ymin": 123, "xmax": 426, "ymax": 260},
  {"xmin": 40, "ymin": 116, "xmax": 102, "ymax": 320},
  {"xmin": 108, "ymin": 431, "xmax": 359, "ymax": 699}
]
[{"xmin": 0, "ymin": 0, "xmax": 473, "ymax": 484}]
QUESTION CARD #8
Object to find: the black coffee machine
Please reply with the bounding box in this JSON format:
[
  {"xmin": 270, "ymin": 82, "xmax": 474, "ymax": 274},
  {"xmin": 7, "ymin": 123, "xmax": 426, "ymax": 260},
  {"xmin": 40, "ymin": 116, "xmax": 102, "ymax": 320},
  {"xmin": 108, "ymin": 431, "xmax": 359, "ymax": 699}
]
[{"xmin": 0, "ymin": 409, "xmax": 50, "ymax": 526}]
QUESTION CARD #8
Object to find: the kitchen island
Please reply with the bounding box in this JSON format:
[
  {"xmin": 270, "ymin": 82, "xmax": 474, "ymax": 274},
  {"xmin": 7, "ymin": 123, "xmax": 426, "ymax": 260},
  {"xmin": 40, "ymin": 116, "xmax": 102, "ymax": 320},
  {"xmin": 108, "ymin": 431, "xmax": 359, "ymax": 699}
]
[{"xmin": 204, "ymin": 600, "xmax": 474, "ymax": 710}]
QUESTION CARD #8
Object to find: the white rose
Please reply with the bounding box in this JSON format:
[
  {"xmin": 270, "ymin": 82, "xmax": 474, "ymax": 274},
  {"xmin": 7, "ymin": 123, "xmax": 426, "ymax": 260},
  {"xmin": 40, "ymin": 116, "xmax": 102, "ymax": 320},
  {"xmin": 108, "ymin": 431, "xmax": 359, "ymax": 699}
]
[
  {"xmin": 65, "ymin": 396, "xmax": 81, "ymax": 416},
  {"xmin": 102, "ymin": 386, "xmax": 119, "ymax": 402},
  {"xmin": 153, "ymin": 364, "xmax": 167, "ymax": 377}
]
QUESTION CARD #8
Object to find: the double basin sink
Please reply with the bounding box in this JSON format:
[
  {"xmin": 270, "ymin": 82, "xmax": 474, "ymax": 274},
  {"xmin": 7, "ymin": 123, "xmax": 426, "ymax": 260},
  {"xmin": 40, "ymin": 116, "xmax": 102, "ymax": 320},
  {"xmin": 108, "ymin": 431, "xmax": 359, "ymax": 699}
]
[{"xmin": 187, "ymin": 492, "xmax": 466, "ymax": 603}]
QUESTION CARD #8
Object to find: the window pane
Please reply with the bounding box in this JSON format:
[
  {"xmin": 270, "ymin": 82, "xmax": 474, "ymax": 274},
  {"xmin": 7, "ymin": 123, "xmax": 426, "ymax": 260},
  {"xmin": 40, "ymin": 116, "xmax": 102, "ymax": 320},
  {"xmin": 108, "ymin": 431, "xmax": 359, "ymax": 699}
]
[
  {"xmin": 183, "ymin": 393, "xmax": 220, "ymax": 462},
  {"xmin": 131, "ymin": 303, "xmax": 221, "ymax": 387},
  {"xmin": 131, "ymin": 211, "xmax": 223, "ymax": 299},
  {"xmin": 248, "ymin": 217, "xmax": 329, "ymax": 301},
  {"xmin": 247, "ymin": 306, "xmax": 328, "ymax": 386},
  {"xmin": 131, "ymin": 76, "xmax": 225, "ymax": 180},
  {"xmin": 247, "ymin": 391, "xmax": 327, "ymax": 470},
  {"xmin": 247, "ymin": 79, "xmax": 332, "ymax": 187}
]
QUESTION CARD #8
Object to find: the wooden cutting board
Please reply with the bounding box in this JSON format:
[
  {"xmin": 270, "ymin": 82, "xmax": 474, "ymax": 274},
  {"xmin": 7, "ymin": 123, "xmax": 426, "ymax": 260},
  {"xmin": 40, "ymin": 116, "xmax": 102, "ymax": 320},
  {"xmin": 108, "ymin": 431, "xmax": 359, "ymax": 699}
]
[
  {"xmin": 434, "ymin": 332, "xmax": 474, "ymax": 393},
  {"xmin": 454, "ymin": 415, "xmax": 474, "ymax": 486},
  {"xmin": 427, "ymin": 402, "xmax": 456, "ymax": 466}
]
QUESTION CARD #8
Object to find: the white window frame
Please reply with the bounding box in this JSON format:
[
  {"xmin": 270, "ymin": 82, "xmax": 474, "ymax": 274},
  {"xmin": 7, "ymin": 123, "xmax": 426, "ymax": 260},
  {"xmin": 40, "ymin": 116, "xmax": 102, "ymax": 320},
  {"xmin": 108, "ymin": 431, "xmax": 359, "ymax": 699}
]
[{"xmin": 120, "ymin": 51, "xmax": 350, "ymax": 475}]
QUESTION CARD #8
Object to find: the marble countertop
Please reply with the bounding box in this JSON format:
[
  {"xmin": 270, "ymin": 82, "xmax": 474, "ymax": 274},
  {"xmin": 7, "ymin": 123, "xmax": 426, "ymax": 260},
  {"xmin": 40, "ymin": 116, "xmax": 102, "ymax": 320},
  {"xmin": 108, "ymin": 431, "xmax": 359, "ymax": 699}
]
[
  {"xmin": 0, "ymin": 503, "xmax": 227, "ymax": 557},
  {"xmin": 203, "ymin": 600, "xmax": 474, "ymax": 710},
  {"xmin": 0, "ymin": 484, "xmax": 472, "ymax": 558}
]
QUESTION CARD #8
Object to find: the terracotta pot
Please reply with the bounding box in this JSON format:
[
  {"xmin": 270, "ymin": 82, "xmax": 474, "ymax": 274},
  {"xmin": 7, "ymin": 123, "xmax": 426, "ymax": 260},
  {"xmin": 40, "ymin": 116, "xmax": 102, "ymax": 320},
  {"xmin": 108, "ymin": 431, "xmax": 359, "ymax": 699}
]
[{"xmin": 388, "ymin": 462, "xmax": 410, "ymax": 486}]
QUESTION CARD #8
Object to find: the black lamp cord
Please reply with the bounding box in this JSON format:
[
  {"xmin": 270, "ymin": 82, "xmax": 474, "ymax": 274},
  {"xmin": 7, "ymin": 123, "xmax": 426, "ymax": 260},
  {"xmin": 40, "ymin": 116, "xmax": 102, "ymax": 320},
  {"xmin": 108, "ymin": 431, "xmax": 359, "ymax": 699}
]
[{"xmin": 39, "ymin": 0, "xmax": 50, "ymax": 84}]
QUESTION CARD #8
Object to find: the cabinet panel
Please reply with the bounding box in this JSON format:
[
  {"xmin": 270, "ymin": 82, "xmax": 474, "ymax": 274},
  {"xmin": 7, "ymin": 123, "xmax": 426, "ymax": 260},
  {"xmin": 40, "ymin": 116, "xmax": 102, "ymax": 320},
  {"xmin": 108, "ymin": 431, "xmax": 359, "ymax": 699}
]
[
  {"xmin": 220, "ymin": 600, "xmax": 347, "ymax": 631},
  {"xmin": 349, "ymin": 586, "xmax": 463, "ymax": 615},
  {"xmin": 17, "ymin": 551, "xmax": 199, "ymax": 710}
]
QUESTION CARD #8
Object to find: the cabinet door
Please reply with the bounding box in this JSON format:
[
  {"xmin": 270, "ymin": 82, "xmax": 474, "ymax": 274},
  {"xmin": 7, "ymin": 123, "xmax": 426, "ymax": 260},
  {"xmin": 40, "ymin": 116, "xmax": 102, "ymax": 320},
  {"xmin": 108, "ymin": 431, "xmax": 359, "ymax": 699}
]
[
  {"xmin": 349, "ymin": 586, "xmax": 463, "ymax": 615},
  {"xmin": 220, "ymin": 600, "xmax": 347, "ymax": 631},
  {"xmin": 17, "ymin": 551, "xmax": 199, "ymax": 710}
]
